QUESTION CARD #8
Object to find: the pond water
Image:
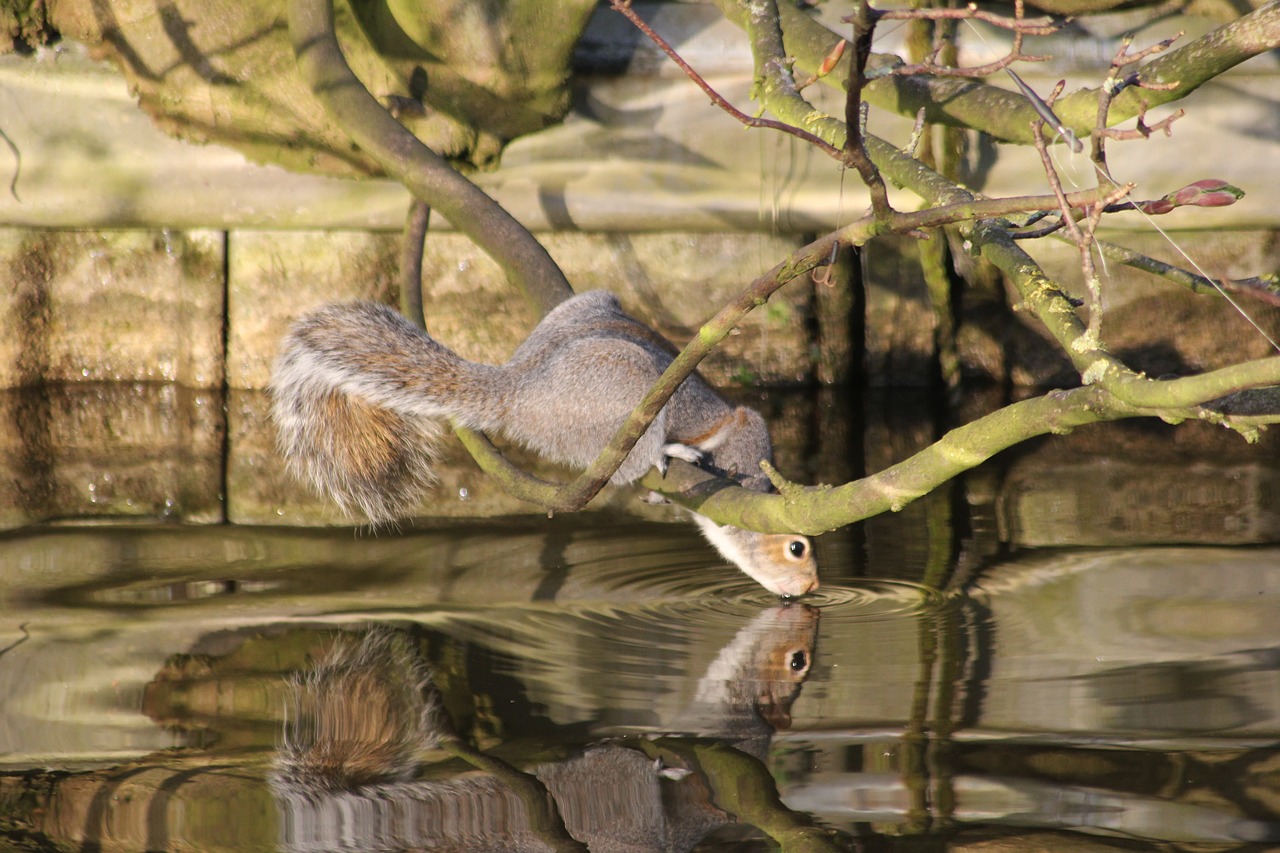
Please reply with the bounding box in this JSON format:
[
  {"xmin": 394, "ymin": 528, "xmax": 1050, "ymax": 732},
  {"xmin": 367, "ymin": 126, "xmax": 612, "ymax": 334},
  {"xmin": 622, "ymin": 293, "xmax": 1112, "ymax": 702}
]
[{"xmin": 1, "ymin": 393, "xmax": 1278, "ymax": 851}]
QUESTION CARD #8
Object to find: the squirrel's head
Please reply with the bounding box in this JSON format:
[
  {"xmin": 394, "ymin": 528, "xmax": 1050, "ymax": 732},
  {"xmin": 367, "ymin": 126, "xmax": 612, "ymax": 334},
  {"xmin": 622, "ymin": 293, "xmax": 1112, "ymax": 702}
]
[{"xmin": 693, "ymin": 516, "xmax": 818, "ymax": 597}]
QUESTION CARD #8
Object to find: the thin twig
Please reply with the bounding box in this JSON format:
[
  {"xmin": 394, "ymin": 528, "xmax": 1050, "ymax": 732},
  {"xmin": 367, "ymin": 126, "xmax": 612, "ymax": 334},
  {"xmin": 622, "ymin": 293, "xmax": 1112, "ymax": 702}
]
[
  {"xmin": 844, "ymin": 0, "xmax": 893, "ymax": 216},
  {"xmin": 1095, "ymin": 106, "xmax": 1184, "ymax": 141},
  {"xmin": 874, "ymin": 2, "xmax": 1058, "ymax": 34},
  {"xmin": 884, "ymin": 0, "xmax": 1058, "ymax": 79},
  {"xmin": 1092, "ymin": 32, "xmax": 1184, "ymax": 169},
  {"xmin": 1032, "ymin": 110, "xmax": 1121, "ymax": 339},
  {"xmin": 889, "ymin": 48, "xmax": 1052, "ymax": 79},
  {"xmin": 1010, "ymin": 215, "xmax": 1068, "ymax": 239}
]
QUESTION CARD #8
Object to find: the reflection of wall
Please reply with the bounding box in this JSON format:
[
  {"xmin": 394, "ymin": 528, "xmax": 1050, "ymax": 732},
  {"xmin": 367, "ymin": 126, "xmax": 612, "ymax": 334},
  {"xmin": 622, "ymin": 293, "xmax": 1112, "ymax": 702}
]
[
  {"xmin": 970, "ymin": 548, "xmax": 1280, "ymax": 737},
  {"xmin": 0, "ymin": 385, "xmax": 223, "ymax": 527}
]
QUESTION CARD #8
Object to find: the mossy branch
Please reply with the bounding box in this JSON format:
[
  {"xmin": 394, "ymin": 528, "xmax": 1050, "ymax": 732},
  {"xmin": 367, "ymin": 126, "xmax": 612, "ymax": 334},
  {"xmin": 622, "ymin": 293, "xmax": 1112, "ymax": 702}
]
[
  {"xmin": 644, "ymin": 739, "xmax": 843, "ymax": 853},
  {"xmin": 648, "ymin": 358, "xmax": 1280, "ymax": 536},
  {"xmin": 288, "ymin": 0, "xmax": 572, "ymax": 316},
  {"xmin": 711, "ymin": 0, "xmax": 1280, "ymax": 145}
]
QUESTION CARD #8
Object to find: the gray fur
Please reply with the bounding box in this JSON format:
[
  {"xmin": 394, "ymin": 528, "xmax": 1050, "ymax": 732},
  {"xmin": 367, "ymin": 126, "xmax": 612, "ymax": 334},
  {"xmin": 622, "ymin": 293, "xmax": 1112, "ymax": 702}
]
[{"xmin": 269, "ymin": 291, "xmax": 818, "ymax": 595}]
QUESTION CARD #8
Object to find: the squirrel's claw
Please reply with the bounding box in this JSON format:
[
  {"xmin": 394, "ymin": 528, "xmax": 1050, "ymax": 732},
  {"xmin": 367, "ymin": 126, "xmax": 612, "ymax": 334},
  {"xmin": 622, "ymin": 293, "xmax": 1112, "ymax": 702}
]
[{"xmin": 658, "ymin": 443, "xmax": 703, "ymax": 476}]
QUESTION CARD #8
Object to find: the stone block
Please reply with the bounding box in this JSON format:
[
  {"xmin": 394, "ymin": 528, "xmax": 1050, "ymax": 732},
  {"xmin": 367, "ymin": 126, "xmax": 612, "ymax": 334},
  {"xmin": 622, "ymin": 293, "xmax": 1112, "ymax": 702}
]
[
  {"xmin": 227, "ymin": 230, "xmax": 402, "ymax": 390},
  {"xmin": 0, "ymin": 229, "xmax": 224, "ymax": 388},
  {"xmin": 230, "ymin": 230, "xmax": 815, "ymax": 391}
]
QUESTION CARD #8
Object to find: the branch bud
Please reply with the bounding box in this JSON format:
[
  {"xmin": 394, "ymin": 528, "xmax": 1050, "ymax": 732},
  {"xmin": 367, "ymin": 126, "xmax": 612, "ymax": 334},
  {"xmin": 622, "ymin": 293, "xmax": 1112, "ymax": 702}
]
[{"xmin": 1165, "ymin": 178, "xmax": 1246, "ymax": 208}]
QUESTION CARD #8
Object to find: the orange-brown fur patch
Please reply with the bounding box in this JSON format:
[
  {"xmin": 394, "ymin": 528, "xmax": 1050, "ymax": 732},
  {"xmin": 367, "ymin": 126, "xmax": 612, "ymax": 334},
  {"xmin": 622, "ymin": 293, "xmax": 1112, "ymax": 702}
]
[{"xmin": 321, "ymin": 390, "xmax": 404, "ymax": 482}]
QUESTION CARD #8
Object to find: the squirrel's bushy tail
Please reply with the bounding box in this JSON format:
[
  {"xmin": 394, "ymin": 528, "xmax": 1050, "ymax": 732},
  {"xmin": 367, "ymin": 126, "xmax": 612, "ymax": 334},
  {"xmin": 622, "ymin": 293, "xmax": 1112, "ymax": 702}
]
[{"xmin": 270, "ymin": 302, "xmax": 504, "ymax": 522}]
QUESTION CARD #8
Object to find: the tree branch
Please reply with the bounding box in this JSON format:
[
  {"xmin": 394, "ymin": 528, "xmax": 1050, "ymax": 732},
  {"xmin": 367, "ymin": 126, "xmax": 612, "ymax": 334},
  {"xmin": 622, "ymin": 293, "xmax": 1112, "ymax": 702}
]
[
  {"xmin": 288, "ymin": 0, "xmax": 573, "ymax": 316},
  {"xmin": 710, "ymin": 0, "xmax": 1280, "ymax": 145},
  {"xmin": 649, "ymin": 358, "xmax": 1280, "ymax": 536}
]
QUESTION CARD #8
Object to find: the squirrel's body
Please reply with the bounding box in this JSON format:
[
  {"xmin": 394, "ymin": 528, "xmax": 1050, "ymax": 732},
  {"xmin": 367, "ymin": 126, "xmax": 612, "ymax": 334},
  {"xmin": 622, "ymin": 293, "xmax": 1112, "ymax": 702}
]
[{"xmin": 272, "ymin": 291, "xmax": 817, "ymax": 596}]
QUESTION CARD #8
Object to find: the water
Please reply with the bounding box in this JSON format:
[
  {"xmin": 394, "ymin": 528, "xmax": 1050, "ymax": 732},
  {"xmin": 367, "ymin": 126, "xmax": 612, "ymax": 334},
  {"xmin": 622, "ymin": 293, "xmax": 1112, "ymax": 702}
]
[{"xmin": 1, "ymin": 514, "xmax": 1277, "ymax": 852}]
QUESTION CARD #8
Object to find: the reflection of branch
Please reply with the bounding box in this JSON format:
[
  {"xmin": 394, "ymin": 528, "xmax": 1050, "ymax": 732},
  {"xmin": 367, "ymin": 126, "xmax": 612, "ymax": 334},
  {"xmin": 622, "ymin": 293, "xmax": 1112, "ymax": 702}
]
[
  {"xmin": 648, "ymin": 739, "xmax": 843, "ymax": 852},
  {"xmin": 287, "ymin": 0, "xmax": 572, "ymax": 316}
]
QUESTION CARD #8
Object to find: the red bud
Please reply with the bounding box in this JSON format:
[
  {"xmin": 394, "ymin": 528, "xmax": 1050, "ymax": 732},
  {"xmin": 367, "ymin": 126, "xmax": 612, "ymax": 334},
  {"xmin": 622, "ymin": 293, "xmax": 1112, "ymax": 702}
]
[
  {"xmin": 1166, "ymin": 179, "xmax": 1245, "ymax": 208},
  {"xmin": 1191, "ymin": 191, "xmax": 1242, "ymax": 207}
]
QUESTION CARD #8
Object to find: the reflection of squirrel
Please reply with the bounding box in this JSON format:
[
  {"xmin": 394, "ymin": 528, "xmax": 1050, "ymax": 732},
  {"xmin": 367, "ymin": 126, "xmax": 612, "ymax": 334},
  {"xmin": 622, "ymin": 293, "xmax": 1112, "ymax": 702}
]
[
  {"xmin": 273, "ymin": 612, "xmax": 818, "ymax": 851},
  {"xmin": 273, "ymin": 630, "xmax": 438, "ymax": 793},
  {"xmin": 271, "ymin": 290, "xmax": 818, "ymax": 596}
]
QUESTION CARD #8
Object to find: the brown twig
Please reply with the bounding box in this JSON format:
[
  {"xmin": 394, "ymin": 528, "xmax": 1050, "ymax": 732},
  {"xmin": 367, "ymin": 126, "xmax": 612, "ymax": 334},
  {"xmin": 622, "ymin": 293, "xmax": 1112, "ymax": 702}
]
[
  {"xmin": 844, "ymin": 0, "xmax": 893, "ymax": 216},
  {"xmin": 1030, "ymin": 81, "xmax": 1136, "ymax": 340},
  {"xmin": 1092, "ymin": 32, "xmax": 1184, "ymax": 172},
  {"xmin": 882, "ymin": 0, "xmax": 1058, "ymax": 79},
  {"xmin": 874, "ymin": 2, "xmax": 1057, "ymax": 33},
  {"xmin": 1096, "ymin": 105, "xmax": 1185, "ymax": 141},
  {"xmin": 889, "ymin": 48, "xmax": 1052, "ymax": 79}
]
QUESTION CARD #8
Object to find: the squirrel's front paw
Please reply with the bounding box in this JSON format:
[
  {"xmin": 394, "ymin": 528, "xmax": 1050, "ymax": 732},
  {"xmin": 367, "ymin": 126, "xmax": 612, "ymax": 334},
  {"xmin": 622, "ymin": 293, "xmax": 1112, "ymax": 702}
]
[{"xmin": 658, "ymin": 443, "xmax": 704, "ymax": 476}]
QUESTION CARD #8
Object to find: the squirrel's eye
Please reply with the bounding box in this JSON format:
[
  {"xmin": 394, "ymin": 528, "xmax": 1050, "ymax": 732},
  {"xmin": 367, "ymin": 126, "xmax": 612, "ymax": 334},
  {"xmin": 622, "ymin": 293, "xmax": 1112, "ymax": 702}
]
[
  {"xmin": 789, "ymin": 650, "xmax": 808, "ymax": 671},
  {"xmin": 788, "ymin": 539, "xmax": 807, "ymax": 559}
]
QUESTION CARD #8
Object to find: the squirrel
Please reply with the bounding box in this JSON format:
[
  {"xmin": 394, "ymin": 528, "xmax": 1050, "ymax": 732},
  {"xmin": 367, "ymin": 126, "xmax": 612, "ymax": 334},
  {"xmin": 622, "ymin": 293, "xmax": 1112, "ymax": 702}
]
[{"xmin": 270, "ymin": 290, "xmax": 818, "ymax": 597}]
